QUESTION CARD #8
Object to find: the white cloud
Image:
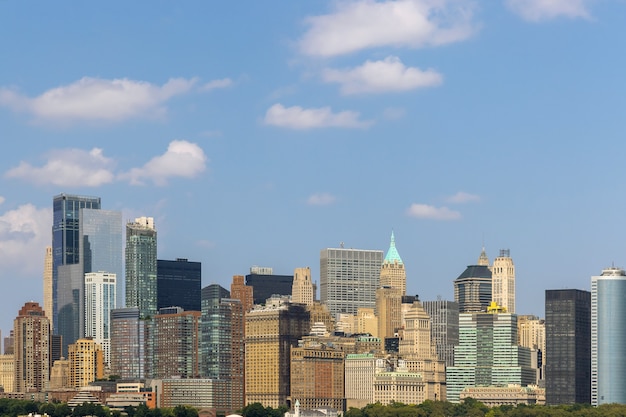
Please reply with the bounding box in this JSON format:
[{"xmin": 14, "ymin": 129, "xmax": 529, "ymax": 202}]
[
  {"xmin": 201, "ymin": 78, "xmax": 233, "ymax": 91},
  {"xmin": 307, "ymin": 193, "xmax": 337, "ymax": 206},
  {"xmin": 0, "ymin": 77, "xmax": 198, "ymax": 123},
  {"xmin": 5, "ymin": 148, "xmax": 115, "ymax": 187},
  {"xmin": 406, "ymin": 203, "xmax": 461, "ymax": 220},
  {"xmin": 323, "ymin": 56, "xmax": 443, "ymax": 94},
  {"xmin": 506, "ymin": 0, "xmax": 591, "ymax": 21},
  {"xmin": 120, "ymin": 140, "xmax": 208, "ymax": 186},
  {"xmin": 383, "ymin": 107, "xmax": 407, "ymax": 120},
  {"xmin": 446, "ymin": 191, "xmax": 480, "ymax": 203},
  {"xmin": 0, "ymin": 204, "xmax": 51, "ymax": 277},
  {"xmin": 264, "ymin": 103, "xmax": 373, "ymax": 129},
  {"xmin": 299, "ymin": 0, "xmax": 477, "ymax": 57},
  {"xmin": 0, "ymin": 197, "xmax": 5, "ymax": 205}
]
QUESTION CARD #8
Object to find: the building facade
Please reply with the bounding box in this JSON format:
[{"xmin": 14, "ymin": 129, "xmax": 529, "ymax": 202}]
[
  {"xmin": 125, "ymin": 217, "xmax": 158, "ymax": 318},
  {"xmin": 231, "ymin": 275, "xmax": 254, "ymax": 314},
  {"xmin": 492, "ymin": 249, "xmax": 515, "ymax": 314},
  {"xmin": 245, "ymin": 267, "xmax": 294, "ymax": 305},
  {"xmin": 0, "ymin": 354, "xmax": 14, "ymax": 392},
  {"xmin": 292, "ymin": 267, "xmax": 314, "ymax": 306},
  {"xmin": 109, "ymin": 307, "xmax": 149, "ymax": 380},
  {"xmin": 345, "ymin": 353, "xmax": 377, "ymax": 409},
  {"xmin": 422, "ymin": 299, "xmax": 459, "ymax": 367},
  {"xmin": 545, "ymin": 289, "xmax": 590, "ymax": 405},
  {"xmin": 151, "ymin": 307, "xmax": 201, "ymax": 379},
  {"xmin": 43, "ymin": 246, "xmax": 53, "ymax": 331},
  {"xmin": 376, "ymin": 286, "xmax": 402, "ymax": 340},
  {"xmin": 379, "ymin": 232, "xmax": 406, "ymax": 296},
  {"xmin": 157, "ymin": 258, "xmax": 201, "ymax": 312},
  {"xmin": 84, "ymin": 271, "xmax": 117, "ymax": 367},
  {"xmin": 591, "ymin": 267, "xmax": 626, "ymax": 405},
  {"xmin": 320, "ymin": 247, "xmax": 384, "ymax": 317},
  {"xmin": 454, "ymin": 262, "xmax": 492, "ymax": 313},
  {"xmin": 14, "ymin": 302, "xmax": 50, "ymax": 393},
  {"xmin": 68, "ymin": 338, "xmax": 104, "ymax": 389}
]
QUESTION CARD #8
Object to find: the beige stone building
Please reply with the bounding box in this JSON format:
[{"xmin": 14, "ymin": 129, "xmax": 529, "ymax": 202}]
[
  {"xmin": 49, "ymin": 358, "xmax": 70, "ymax": 390},
  {"xmin": 459, "ymin": 385, "xmax": 545, "ymax": 406},
  {"xmin": 68, "ymin": 338, "xmax": 104, "ymax": 389},
  {"xmin": 307, "ymin": 302, "xmax": 335, "ymax": 335},
  {"xmin": 0, "ymin": 354, "xmax": 14, "ymax": 392},
  {"xmin": 292, "ymin": 267, "xmax": 314, "ymax": 306},
  {"xmin": 379, "ymin": 232, "xmax": 406, "ymax": 295},
  {"xmin": 356, "ymin": 308, "xmax": 378, "ymax": 337},
  {"xmin": 518, "ymin": 315, "xmax": 545, "ymax": 382},
  {"xmin": 245, "ymin": 302, "xmax": 309, "ymax": 408},
  {"xmin": 290, "ymin": 340, "xmax": 345, "ymax": 411},
  {"xmin": 492, "ymin": 249, "xmax": 515, "ymax": 313},
  {"xmin": 43, "ymin": 246, "xmax": 53, "ymax": 329},
  {"xmin": 345, "ymin": 353, "xmax": 379, "ymax": 409},
  {"xmin": 376, "ymin": 287, "xmax": 402, "ymax": 340},
  {"xmin": 374, "ymin": 359, "xmax": 430, "ymax": 405}
]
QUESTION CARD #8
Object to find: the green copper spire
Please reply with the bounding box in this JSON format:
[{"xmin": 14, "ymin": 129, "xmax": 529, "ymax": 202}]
[{"xmin": 384, "ymin": 231, "xmax": 403, "ymax": 264}]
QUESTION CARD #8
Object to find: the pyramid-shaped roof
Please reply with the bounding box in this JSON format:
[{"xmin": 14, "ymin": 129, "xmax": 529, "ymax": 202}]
[{"xmin": 384, "ymin": 231, "xmax": 403, "ymax": 264}]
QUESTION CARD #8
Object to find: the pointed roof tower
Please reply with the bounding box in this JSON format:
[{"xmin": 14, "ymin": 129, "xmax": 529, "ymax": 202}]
[
  {"xmin": 477, "ymin": 246, "xmax": 489, "ymax": 266},
  {"xmin": 384, "ymin": 231, "xmax": 403, "ymax": 264}
]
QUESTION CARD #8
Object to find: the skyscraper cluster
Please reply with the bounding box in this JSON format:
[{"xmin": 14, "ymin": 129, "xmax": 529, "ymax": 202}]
[{"xmin": 0, "ymin": 192, "xmax": 622, "ymax": 413}]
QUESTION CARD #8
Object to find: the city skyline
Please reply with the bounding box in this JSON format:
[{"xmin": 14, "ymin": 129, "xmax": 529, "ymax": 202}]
[{"xmin": 2, "ymin": 1, "xmax": 626, "ymax": 335}]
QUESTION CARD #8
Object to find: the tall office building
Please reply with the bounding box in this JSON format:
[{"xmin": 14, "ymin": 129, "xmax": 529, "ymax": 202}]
[
  {"xmin": 518, "ymin": 315, "xmax": 545, "ymax": 384},
  {"xmin": 245, "ymin": 267, "xmax": 294, "ymax": 305},
  {"xmin": 68, "ymin": 338, "xmax": 104, "ymax": 389},
  {"xmin": 157, "ymin": 258, "xmax": 201, "ymax": 312},
  {"xmin": 292, "ymin": 267, "xmax": 314, "ymax": 305},
  {"xmin": 245, "ymin": 302, "xmax": 310, "ymax": 407},
  {"xmin": 446, "ymin": 303, "xmax": 535, "ymax": 403},
  {"xmin": 376, "ymin": 286, "xmax": 402, "ymax": 340},
  {"xmin": 454, "ymin": 250, "xmax": 492, "ymax": 313},
  {"xmin": 14, "ymin": 302, "xmax": 50, "ymax": 393},
  {"xmin": 591, "ymin": 267, "xmax": 626, "ymax": 405},
  {"xmin": 379, "ymin": 232, "xmax": 406, "ymax": 296},
  {"xmin": 423, "ymin": 299, "xmax": 459, "ymax": 367},
  {"xmin": 492, "ymin": 249, "xmax": 515, "ymax": 313},
  {"xmin": 545, "ymin": 289, "xmax": 591, "ymax": 405},
  {"xmin": 125, "ymin": 217, "xmax": 157, "ymax": 318},
  {"xmin": 43, "ymin": 246, "xmax": 53, "ymax": 329},
  {"xmin": 84, "ymin": 271, "xmax": 117, "ymax": 367},
  {"xmin": 109, "ymin": 307, "xmax": 149, "ymax": 379},
  {"xmin": 200, "ymin": 284, "xmax": 245, "ymax": 412},
  {"xmin": 320, "ymin": 247, "xmax": 384, "ymax": 317},
  {"xmin": 231, "ymin": 275, "xmax": 254, "ymax": 314},
  {"xmin": 0, "ymin": 353, "xmax": 14, "ymax": 393},
  {"xmin": 52, "ymin": 194, "xmax": 101, "ymax": 350},
  {"xmin": 151, "ymin": 307, "xmax": 201, "ymax": 379}
]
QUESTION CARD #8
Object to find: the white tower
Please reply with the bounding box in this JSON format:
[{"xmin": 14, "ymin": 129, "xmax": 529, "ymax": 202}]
[
  {"xmin": 492, "ymin": 249, "xmax": 515, "ymax": 313},
  {"xmin": 84, "ymin": 271, "xmax": 117, "ymax": 367}
]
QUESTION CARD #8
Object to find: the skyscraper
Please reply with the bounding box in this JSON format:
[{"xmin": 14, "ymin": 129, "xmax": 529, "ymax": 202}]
[
  {"xmin": 84, "ymin": 271, "xmax": 117, "ymax": 367},
  {"xmin": 591, "ymin": 267, "xmax": 626, "ymax": 405},
  {"xmin": 231, "ymin": 275, "xmax": 254, "ymax": 314},
  {"xmin": 320, "ymin": 247, "xmax": 384, "ymax": 317},
  {"xmin": 245, "ymin": 267, "xmax": 293, "ymax": 305},
  {"xmin": 125, "ymin": 217, "xmax": 157, "ymax": 318},
  {"xmin": 492, "ymin": 249, "xmax": 515, "ymax": 313},
  {"xmin": 454, "ymin": 255, "xmax": 492, "ymax": 313},
  {"xmin": 379, "ymin": 232, "xmax": 406, "ymax": 295},
  {"xmin": 68, "ymin": 338, "xmax": 104, "ymax": 389},
  {"xmin": 545, "ymin": 289, "xmax": 590, "ymax": 405},
  {"xmin": 376, "ymin": 286, "xmax": 402, "ymax": 340},
  {"xmin": 151, "ymin": 307, "xmax": 201, "ymax": 379},
  {"xmin": 109, "ymin": 307, "xmax": 149, "ymax": 379},
  {"xmin": 52, "ymin": 193, "xmax": 101, "ymax": 344},
  {"xmin": 157, "ymin": 258, "xmax": 201, "ymax": 311},
  {"xmin": 43, "ymin": 246, "xmax": 53, "ymax": 330},
  {"xmin": 14, "ymin": 302, "xmax": 50, "ymax": 393},
  {"xmin": 423, "ymin": 299, "xmax": 459, "ymax": 367},
  {"xmin": 291, "ymin": 267, "xmax": 314, "ymax": 305},
  {"xmin": 446, "ymin": 303, "xmax": 535, "ymax": 403}
]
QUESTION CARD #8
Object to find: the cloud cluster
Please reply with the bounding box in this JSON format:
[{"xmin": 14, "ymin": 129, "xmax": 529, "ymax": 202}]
[
  {"xmin": 323, "ymin": 56, "xmax": 443, "ymax": 95},
  {"xmin": 307, "ymin": 193, "xmax": 337, "ymax": 206},
  {"xmin": 506, "ymin": 0, "xmax": 591, "ymax": 21},
  {"xmin": 406, "ymin": 203, "xmax": 461, "ymax": 220},
  {"xmin": 446, "ymin": 191, "xmax": 480, "ymax": 203},
  {"xmin": 264, "ymin": 103, "xmax": 372, "ymax": 129},
  {"xmin": 120, "ymin": 140, "xmax": 208, "ymax": 186},
  {"xmin": 0, "ymin": 204, "xmax": 51, "ymax": 277},
  {"xmin": 299, "ymin": 0, "xmax": 477, "ymax": 57},
  {"xmin": 5, "ymin": 140, "xmax": 208, "ymax": 188},
  {"xmin": 0, "ymin": 76, "xmax": 232, "ymax": 123}
]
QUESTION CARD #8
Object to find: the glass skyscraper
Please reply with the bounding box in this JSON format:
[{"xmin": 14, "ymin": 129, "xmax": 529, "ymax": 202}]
[
  {"xmin": 320, "ymin": 247, "xmax": 384, "ymax": 317},
  {"xmin": 591, "ymin": 267, "xmax": 626, "ymax": 405},
  {"xmin": 125, "ymin": 217, "xmax": 157, "ymax": 318},
  {"xmin": 545, "ymin": 289, "xmax": 591, "ymax": 405},
  {"xmin": 157, "ymin": 258, "xmax": 201, "ymax": 311}
]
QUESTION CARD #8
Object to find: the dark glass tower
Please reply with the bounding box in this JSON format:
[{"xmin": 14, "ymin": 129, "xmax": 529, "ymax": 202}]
[
  {"xmin": 545, "ymin": 289, "xmax": 591, "ymax": 405},
  {"xmin": 245, "ymin": 272, "xmax": 294, "ymax": 305},
  {"xmin": 453, "ymin": 265, "xmax": 492, "ymax": 313},
  {"xmin": 157, "ymin": 258, "xmax": 201, "ymax": 311}
]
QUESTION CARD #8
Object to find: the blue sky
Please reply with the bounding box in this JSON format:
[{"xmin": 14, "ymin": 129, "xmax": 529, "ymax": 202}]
[{"xmin": 1, "ymin": 0, "xmax": 625, "ymax": 336}]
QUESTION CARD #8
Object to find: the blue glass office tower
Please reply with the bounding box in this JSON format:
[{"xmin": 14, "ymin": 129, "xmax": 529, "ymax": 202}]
[
  {"xmin": 157, "ymin": 258, "xmax": 201, "ymax": 311},
  {"xmin": 591, "ymin": 267, "xmax": 626, "ymax": 405}
]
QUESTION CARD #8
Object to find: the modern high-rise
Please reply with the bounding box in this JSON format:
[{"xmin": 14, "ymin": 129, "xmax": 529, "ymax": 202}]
[
  {"xmin": 492, "ymin": 249, "xmax": 515, "ymax": 313},
  {"xmin": 84, "ymin": 271, "xmax": 117, "ymax": 367},
  {"xmin": 545, "ymin": 289, "xmax": 590, "ymax": 405},
  {"xmin": 14, "ymin": 302, "xmax": 50, "ymax": 393},
  {"xmin": 454, "ymin": 250, "xmax": 492, "ymax": 313},
  {"xmin": 52, "ymin": 194, "xmax": 101, "ymax": 351},
  {"xmin": 157, "ymin": 258, "xmax": 201, "ymax": 312},
  {"xmin": 43, "ymin": 246, "xmax": 53, "ymax": 329},
  {"xmin": 125, "ymin": 217, "xmax": 157, "ymax": 318},
  {"xmin": 245, "ymin": 302, "xmax": 310, "ymax": 407},
  {"xmin": 423, "ymin": 299, "xmax": 459, "ymax": 367},
  {"xmin": 109, "ymin": 307, "xmax": 149, "ymax": 379},
  {"xmin": 591, "ymin": 267, "xmax": 626, "ymax": 405},
  {"xmin": 446, "ymin": 303, "xmax": 536, "ymax": 403},
  {"xmin": 200, "ymin": 284, "xmax": 245, "ymax": 412},
  {"xmin": 245, "ymin": 267, "xmax": 294, "ymax": 305},
  {"xmin": 379, "ymin": 232, "xmax": 406, "ymax": 295},
  {"xmin": 320, "ymin": 247, "xmax": 384, "ymax": 317},
  {"xmin": 291, "ymin": 267, "xmax": 314, "ymax": 305},
  {"xmin": 151, "ymin": 307, "xmax": 201, "ymax": 379}
]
